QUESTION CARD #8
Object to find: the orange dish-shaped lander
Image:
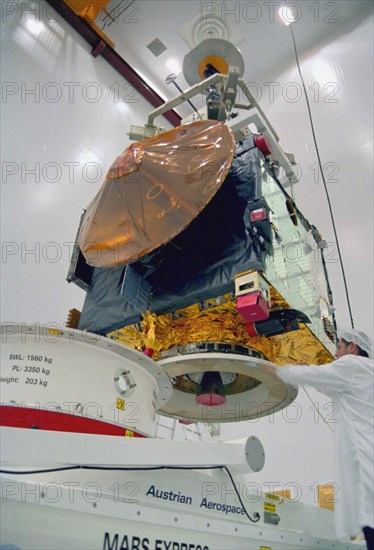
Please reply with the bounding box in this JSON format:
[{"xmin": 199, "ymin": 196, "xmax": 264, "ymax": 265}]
[{"xmin": 78, "ymin": 120, "xmax": 235, "ymax": 267}]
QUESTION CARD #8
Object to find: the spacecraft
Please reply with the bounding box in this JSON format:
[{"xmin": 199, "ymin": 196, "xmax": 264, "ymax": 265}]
[
  {"xmin": 67, "ymin": 37, "xmax": 336, "ymax": 422},
  {"xmin": 0, "ymin": 27, "xmax": 358, "ymax": 550}
]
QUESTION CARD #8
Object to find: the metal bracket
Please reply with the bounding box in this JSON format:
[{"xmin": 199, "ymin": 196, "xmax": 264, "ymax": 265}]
[{"xmin": 128, "ymin": 74, "xmax": 298, "ymax": 186}]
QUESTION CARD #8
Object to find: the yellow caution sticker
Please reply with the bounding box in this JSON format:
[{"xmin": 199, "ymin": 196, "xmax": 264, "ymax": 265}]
[
  {"xmin": 125, "ymin": 429, "xmax": 134, "ymax": 437},
  {"xmin": 116, "ymin": 398, "xmax": 125, "ymax": 410},
  {"xmin": 264, "ymin": 492, "xmax": 280, "ymax": 501},
  {"xmin": 260, "ymin": 547, "xmax": 272, "ymax": 550},
  {"xmin": 264, "ymin": 502, "xmax": 277, "ymax": 513},
  {"xmin": 48, "ymin": 328, "xmax": 61, "ymax": 335}
]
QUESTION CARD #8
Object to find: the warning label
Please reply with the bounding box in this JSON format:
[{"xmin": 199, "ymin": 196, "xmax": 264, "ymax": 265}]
[
  {"xmin": 264, "ymin": 502, "xmax": 276, "ymax": 513},
  {"xmin": 116, "ymin": 398, "xmax": 125, "ymax": 410}
]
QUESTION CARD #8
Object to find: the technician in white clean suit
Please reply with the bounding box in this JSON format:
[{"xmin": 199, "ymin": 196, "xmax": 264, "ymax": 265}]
[{"xmin": 266, "ymin": 328, "xmax": 373, "ymax": 549}]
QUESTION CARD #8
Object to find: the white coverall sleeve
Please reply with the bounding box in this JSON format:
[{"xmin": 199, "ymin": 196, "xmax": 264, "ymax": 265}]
[{"xmin": 276, "ymin": 356, "xmax": 354, "ymax": 392}]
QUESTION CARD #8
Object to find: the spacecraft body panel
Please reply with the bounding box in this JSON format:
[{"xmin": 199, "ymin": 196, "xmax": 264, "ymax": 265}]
[{"xmin": 262, "ymin": 171, "xmax": 333, "ymax": 352}]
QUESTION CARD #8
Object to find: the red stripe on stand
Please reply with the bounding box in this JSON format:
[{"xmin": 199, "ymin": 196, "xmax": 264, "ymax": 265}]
[{"xmin": 0, "ymin": 405, "xmax": 147, "ymax": 438}]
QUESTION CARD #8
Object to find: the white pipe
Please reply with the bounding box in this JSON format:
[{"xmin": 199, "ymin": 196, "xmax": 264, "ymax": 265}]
[{"xmin": 0, "ymin": 427, "xmax": 264, "ymax": 474}]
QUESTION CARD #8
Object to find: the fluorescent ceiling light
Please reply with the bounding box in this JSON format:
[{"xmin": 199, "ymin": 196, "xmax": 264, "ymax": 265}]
[
  {"xmin": 24, "ymin": 19, "xmax": 45, "ymax": 36},
  {"xmin": 166, "ymin": 59, "xmax": 182, "ymax": 75},
  {"xmin": 278, "ymin": 6, "xmax": 296, "ymax": 26},
  {"xmin": 137, "ymin": 70, "xmax": 168, "ymax": 101}
]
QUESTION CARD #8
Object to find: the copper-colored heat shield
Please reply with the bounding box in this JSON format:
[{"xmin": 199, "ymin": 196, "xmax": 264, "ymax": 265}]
[{"xmin": 78, "ymin": 120, "xmax": 235, "ymax": 267}]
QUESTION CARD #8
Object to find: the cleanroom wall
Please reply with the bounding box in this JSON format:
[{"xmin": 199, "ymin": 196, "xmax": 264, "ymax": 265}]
[
  {"xmin": 0, "ymin": 0, "xmax": 172, "ymax": 327},
  {"xmin": 1, "ymin": 1, "xmax": 373, "ymax": 508},
  {"xmin": 262, "ymin": 13, "xmax": 374, "ymax": 334}
]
